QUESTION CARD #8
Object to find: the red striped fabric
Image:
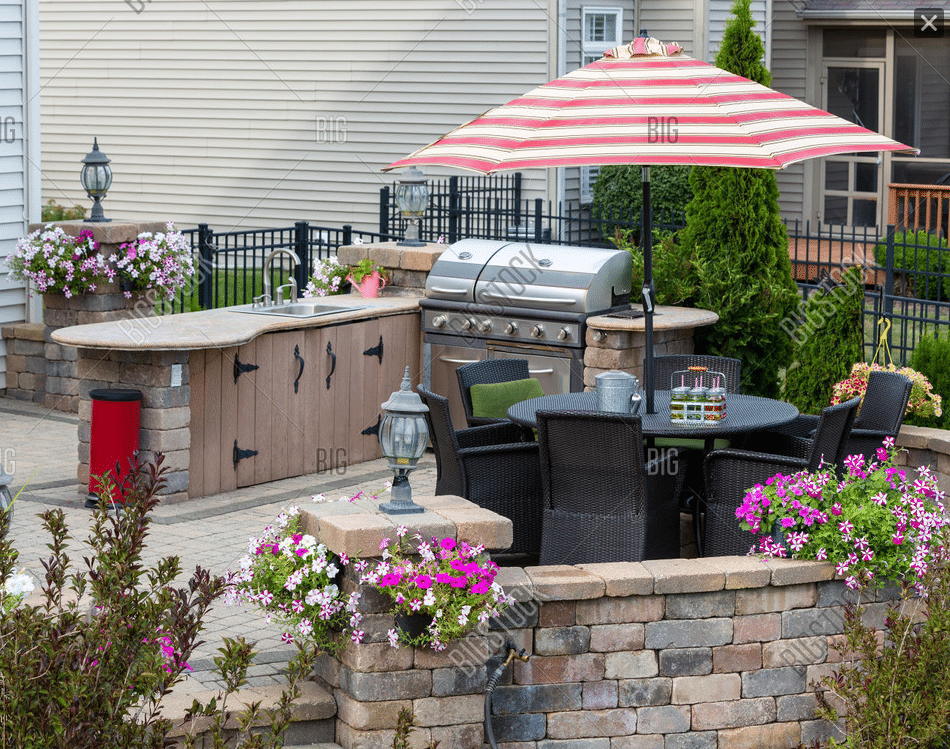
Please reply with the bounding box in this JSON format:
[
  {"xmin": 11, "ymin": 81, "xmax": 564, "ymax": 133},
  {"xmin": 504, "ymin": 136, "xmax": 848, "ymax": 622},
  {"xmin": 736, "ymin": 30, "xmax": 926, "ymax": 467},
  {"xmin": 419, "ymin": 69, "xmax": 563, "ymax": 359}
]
[{"xmin": 383, "ymin": 39, "xmax": 916, "ymax": 174}]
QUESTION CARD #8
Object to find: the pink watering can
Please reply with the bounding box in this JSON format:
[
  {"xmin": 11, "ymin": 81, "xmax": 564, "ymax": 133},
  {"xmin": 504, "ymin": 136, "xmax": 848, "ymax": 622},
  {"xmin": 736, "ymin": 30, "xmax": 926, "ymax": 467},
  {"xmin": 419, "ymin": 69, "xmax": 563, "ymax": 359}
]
[{"xmin": 347, "ymin": 270, "xmax": 387, "ymax": 298}]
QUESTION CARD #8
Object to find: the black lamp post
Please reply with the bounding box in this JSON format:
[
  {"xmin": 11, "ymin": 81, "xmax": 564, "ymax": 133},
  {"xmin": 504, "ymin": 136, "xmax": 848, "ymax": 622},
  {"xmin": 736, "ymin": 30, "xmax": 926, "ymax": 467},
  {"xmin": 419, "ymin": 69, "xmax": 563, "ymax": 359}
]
[
  {"xmin": 81, "ymin": 138, "xmax": 112, "ymax": 223},
  {"xmin": 394, "ymin": 166, "xmax": 429, "ymax": 247},
  {"xmin": 378, "ymin": 366, "xmax": 429, "ymax": 515}
]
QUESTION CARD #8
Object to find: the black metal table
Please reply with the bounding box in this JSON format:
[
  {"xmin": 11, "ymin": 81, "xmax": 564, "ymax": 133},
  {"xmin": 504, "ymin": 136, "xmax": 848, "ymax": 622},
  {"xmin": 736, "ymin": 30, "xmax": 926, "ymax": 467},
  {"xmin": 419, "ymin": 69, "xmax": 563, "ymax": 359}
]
[{"xmin": 507, "ymin": 390, "xmax": 799, "ymax": 453}]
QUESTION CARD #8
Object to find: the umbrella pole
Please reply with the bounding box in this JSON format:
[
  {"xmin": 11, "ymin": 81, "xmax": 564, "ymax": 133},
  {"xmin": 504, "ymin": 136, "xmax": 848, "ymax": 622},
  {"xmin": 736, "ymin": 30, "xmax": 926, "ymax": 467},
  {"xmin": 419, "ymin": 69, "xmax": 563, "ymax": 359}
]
[{"xmin": 641, "ymin": 166, "xmax": 656, "ymax": 414}]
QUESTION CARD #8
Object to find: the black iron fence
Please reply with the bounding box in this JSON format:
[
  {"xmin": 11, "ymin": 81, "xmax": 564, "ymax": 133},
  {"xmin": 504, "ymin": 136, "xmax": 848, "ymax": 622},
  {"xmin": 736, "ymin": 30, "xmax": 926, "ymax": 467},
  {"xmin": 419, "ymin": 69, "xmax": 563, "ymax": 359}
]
[{"xmin": 171, "ymin": 221, "xmax": 395, "ymax": 314}]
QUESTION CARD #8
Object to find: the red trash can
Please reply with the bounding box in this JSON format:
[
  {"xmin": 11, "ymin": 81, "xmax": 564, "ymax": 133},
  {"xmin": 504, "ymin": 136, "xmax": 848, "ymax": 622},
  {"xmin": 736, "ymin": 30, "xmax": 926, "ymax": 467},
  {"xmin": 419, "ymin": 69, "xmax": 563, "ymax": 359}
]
[{"xmin": 87, "ymin": 389, "xmax": 143, "ymax": 507}]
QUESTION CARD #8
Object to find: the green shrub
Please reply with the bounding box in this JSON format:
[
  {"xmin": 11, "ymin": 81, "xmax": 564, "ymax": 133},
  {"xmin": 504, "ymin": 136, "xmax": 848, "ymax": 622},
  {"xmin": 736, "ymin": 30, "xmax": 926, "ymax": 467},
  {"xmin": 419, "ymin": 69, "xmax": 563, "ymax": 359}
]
[
  {"xmin": 591, "ymin": 164, "xmax": 692, "ymax": 237},
  {"xmin": 0, "ymin": 456, "xmax": 319, "ymax": 748},
  {"xmin": 907, "ymin": 331, "xmax": 950, "ymax": 429},
  {"xmin": 815, "ymin": 552, "xmax": 950, "ymax": 748},
  {"xmin": 782, "ymin": 267, "xmax": 865, "ymax": 414},
  {"xmin": 610, "ymin": 228, "xmax": 698, "ymax": 307},
  {"xmin": 41, "ymin": 199, "xmax": 86, "ymax": 222},
  {"xmin": 873, "ymin": 230, "xmax": 950, "ymax": 301}
]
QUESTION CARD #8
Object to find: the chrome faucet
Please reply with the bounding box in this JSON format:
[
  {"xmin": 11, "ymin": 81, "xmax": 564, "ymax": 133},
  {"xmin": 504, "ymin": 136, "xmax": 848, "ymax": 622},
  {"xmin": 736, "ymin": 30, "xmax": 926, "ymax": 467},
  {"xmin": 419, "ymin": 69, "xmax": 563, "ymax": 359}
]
[{"xmin": 261, "ymin": 248, "xmax": 301, "ymax": 306}]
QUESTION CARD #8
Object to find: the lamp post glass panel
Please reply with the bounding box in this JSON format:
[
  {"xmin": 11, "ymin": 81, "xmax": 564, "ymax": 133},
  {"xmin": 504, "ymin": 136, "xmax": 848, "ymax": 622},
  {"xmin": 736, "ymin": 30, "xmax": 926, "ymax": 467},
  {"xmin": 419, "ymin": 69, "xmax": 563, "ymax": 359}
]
[
  {"xmin": 379, "ymin": 367, "xmax": 429, "ymax": 515},
  {"xmin": 81, "ymin": 138, "xmax": 112, "ymax": 223},
  {"xmin": 395, "ymin": 166, "xmax": 429, "ymax": 247}
]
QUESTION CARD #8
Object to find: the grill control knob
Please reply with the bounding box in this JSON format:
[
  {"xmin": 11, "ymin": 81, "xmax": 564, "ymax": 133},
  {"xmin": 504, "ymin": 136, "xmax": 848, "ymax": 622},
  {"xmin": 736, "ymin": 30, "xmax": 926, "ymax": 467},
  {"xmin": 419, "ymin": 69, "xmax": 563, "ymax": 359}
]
[
  {"xmin": 557, "ymin": 327, "xmax": 571, "ymax": 341},
  {"xmin": 531, "ymin": 324, "xmax": 545, "ymax": 338},
  {"xmin": 505, "ymin": 321, "xmax": 519, "ymax": 335},
  {"xmin": 460, "ymin": 318, "xmax": 475, "ymax": 331},
  {"xmin": 477, "ymin": 319, "xmax": 492, "ymax": 333},
  {"xmin": 432, "ymin": 315, "xmax": 447, "ymax": 328}
]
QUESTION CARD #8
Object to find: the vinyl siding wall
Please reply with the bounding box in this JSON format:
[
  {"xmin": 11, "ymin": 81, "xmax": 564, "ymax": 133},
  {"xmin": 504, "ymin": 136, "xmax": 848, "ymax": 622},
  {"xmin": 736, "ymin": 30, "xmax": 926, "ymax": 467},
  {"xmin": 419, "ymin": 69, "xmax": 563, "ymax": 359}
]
[
  {"xmin": 768, "ymin": 0, "xmax": 809, "ymax": 223},
  {"xmin": 0, "ymin": 0, "xmax": 39, "ymax": 371},
  {"xmin": 38, "ymin": 0, "xmax": 554, "ymax": 234}
]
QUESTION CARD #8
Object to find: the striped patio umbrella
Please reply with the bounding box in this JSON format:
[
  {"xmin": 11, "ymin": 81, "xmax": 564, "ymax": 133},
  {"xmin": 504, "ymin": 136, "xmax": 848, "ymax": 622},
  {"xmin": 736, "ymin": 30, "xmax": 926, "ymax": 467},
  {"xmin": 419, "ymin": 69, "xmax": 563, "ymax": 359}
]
[{"xmin": 384, "ymin": 34, "xmax": 917, "ymax": 411}]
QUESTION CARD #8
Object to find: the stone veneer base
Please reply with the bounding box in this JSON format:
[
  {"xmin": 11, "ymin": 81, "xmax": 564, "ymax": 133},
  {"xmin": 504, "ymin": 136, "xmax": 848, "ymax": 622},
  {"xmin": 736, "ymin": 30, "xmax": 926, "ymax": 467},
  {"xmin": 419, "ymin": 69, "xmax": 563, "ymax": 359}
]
[{"xmin": 297, "ymin": 497, "xmax": 879, "ymax": 749}]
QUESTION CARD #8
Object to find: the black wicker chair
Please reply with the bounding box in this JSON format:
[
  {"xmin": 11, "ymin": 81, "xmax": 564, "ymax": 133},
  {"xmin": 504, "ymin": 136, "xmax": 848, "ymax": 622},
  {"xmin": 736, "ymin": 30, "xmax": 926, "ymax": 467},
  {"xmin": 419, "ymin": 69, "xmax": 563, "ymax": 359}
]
[
  {"xmin": 758, "ymin": 371, "xmax": 912, "ymax": 461},
  {"xmin": 701, "ymin": 396, "xmax": 861, "ymax": 557},
  {"xmin": 535, "ymin": 411, "xmax": 682, "ymax": 565},
  {"xmin": 456, "ymin": 358, "xmax": 531, "ymax": 428},
  {"xmin": 652, "ymin": 354, "xmax": 742, "ymax": 393},
  {"xmin": 417, "ymin": 386, "xmax": 543, "ymax": 555}
]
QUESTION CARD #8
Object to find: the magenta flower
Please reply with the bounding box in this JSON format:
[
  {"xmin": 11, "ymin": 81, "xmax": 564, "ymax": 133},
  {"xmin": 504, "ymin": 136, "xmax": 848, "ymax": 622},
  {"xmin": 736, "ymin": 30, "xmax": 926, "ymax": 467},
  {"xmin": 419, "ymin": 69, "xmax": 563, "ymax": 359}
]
[
  {"xmin": 414, "ymin": 574, "xmax": 433, "ymax": 590},
  {"xmin": 440, "ymin": 538, "xmax": 456, "ymax": 551}
]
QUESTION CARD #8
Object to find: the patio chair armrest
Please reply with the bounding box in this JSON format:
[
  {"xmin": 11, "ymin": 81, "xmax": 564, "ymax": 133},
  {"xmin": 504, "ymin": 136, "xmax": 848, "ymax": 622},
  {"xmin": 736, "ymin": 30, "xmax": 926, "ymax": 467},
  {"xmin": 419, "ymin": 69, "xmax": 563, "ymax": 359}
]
[
  {"xmin": 456, "ymin": 422, "xmax": 528, "ymax": 448},
  {"xmin": 458, "ymin": 441, "xmax": 540, "ymax": 460},
  {"xmin": 703, "ymin": 448, "xmax": 809, "ymax": 499}
]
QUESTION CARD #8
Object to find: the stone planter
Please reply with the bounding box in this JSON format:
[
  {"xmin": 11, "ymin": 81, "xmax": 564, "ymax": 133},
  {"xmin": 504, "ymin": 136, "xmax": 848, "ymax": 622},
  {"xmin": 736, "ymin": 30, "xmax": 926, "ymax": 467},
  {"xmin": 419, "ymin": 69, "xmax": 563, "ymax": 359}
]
[{"xmin": 43, "ymin": 287, "xmax": 155, "ymax": 328}]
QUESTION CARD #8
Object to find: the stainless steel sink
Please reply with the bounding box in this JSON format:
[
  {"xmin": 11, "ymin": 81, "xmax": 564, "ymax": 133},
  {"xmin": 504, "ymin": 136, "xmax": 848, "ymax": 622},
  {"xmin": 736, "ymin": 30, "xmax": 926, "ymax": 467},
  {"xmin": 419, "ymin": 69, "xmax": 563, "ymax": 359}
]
[{"xmin": 234, "ymin": 302, "xmax": 366, "ymax": 319}]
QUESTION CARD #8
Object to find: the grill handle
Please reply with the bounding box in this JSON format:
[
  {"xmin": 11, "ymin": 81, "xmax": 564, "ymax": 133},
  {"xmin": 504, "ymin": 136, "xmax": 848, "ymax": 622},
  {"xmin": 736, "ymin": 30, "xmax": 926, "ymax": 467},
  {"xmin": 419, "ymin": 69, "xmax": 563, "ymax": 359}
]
[
  {"xmin": 476, "ymin": 292, "xmax": 578, "ymax": 306},
  {"xmin": 529, "ymin": 367, "xmax": 555, "ymax": 375},
  {"xmin": 438, "ymin": 356, "xmax": 483, "ymax": 365},
  {"xmin": 428, "ymin": 286, "xmax": 470, "ymax": 296}
]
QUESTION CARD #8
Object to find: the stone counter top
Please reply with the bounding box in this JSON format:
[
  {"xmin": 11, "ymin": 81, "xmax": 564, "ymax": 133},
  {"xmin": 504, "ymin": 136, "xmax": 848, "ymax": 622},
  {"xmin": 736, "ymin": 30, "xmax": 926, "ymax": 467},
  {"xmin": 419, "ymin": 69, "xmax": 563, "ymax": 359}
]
[
  {"xmin": 51, "ymin": 294, "xmax": 422, "ymax": 351},
  {"xmin": 586, "ymin": 305, "xmax": 720, "ymax": 332}
]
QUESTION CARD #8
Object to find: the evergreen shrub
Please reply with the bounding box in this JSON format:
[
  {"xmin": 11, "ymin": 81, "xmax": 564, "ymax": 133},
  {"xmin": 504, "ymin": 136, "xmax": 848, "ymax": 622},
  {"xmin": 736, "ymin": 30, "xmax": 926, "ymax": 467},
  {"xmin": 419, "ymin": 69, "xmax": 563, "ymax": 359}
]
[
  {"xmin": 873, "ymin": 230, "xmax": 950, "ymax": 301},
  {"xmin": 907, "ymin": 331, "xmax": 950, "ymax": 429},
  {"xmin": 782, "ymin": 267, "xmax": 865, "ymax": 415},
  {"xmin": 591, "ymin": 165, "xmax": 692, "ymax": 238}
]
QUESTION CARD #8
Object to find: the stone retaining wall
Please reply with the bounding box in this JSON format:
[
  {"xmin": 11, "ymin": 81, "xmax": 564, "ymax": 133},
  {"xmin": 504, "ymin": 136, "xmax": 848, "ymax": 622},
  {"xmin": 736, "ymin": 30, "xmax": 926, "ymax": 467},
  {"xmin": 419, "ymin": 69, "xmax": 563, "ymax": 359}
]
[{"xmin": 299, "ymin": 499, "xmax": 889, "ymax": 749}]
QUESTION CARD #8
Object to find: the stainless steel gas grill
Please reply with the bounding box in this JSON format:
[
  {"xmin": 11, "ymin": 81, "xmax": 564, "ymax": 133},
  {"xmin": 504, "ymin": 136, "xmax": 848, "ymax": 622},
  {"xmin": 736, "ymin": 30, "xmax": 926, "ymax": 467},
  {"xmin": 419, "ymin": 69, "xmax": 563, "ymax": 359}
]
[{"xmin": 421, "ymin": 239, "xmax": 633, "ymax": 425}]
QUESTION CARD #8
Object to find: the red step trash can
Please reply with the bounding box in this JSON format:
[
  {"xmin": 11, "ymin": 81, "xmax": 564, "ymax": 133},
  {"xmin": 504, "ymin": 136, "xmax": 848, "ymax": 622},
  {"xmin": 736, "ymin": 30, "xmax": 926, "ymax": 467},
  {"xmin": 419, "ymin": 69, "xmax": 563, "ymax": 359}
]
[{"xmin": 87, "ymin": 389, "xmax": 143, "ymax": 507}]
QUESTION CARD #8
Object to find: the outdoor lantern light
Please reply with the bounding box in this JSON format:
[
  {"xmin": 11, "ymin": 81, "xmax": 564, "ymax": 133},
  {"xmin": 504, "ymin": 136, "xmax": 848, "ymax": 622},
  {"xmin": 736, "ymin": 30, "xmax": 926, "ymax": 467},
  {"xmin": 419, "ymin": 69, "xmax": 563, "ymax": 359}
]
[
  {"xmin": 378, "ymin": 366, "xmax": 429, "ymax": 515},
  {"xmin": 80, "ymin": 138, "xmax": 112, "ymax": 223},
  {"xmin": 394, "ymin": 166, "xmax": 429, "ymax": 247}
]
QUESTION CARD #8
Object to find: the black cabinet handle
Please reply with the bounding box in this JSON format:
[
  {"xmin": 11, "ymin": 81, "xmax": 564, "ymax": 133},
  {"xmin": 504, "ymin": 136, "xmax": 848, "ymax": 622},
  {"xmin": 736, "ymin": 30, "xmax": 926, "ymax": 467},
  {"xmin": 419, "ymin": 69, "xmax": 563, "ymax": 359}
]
[
  {"xmin": 326, "ymin": 341, "xmax": 336, "ymax": 390},
  {"xmin": 294, "ymin": 344, "xmax": 305, "ymax": 394}
]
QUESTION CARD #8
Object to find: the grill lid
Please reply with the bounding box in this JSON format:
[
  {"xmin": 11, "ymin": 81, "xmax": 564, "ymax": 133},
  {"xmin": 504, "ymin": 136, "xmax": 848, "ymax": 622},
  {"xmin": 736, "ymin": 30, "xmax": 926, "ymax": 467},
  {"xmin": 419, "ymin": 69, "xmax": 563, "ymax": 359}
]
[{"xmin": 426, "ymin": 239, "xmax": 632, "ymax": 314}]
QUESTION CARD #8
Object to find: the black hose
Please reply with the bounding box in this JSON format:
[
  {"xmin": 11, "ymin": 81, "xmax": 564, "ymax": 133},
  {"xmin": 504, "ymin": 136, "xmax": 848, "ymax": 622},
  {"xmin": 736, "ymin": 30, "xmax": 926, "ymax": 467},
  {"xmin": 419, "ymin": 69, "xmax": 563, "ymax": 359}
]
[{"xmin": 484, "ymin": 641, "xmax": 528, "ymax": 749}]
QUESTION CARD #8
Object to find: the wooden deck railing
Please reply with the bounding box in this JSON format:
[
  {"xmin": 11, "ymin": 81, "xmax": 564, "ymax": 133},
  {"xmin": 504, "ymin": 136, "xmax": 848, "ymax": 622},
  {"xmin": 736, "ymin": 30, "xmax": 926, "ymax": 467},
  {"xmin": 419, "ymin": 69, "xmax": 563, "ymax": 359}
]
[{"xmin": 888, "ymin": 182, "xmax": 950, "ymax": 236}]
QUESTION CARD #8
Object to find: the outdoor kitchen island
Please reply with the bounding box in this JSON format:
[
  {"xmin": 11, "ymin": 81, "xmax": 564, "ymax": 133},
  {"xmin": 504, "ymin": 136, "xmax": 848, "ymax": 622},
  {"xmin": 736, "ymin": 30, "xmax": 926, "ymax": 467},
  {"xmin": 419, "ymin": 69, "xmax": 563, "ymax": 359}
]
[{"xmin": 51, "ymin": 295, "xmax": 422, "ymax": 502}]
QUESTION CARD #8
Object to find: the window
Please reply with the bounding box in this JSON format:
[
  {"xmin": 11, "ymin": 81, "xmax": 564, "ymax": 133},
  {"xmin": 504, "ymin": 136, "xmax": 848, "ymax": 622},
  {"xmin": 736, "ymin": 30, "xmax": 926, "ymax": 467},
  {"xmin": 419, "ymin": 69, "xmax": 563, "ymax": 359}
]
[
  {"xmin": 580, "ymin": 7, "xmax": 623, "ymax": 202},
  {"xmin": 582, "ymin": 7, "xmax": 623, "ymax": 65}
]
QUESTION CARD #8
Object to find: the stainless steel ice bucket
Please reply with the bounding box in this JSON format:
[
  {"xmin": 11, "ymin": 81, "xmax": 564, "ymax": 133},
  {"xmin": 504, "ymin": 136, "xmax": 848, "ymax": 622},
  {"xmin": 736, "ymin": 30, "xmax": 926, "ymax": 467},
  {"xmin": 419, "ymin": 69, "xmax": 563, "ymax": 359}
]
[{"xmin": 595, "ymin": 370, "xmax": 641, "ymax": 414}]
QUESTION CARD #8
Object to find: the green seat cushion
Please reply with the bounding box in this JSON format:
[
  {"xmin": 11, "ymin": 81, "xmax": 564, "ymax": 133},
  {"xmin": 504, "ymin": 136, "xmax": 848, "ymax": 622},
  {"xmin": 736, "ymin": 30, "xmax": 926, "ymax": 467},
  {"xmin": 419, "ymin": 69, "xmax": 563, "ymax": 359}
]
[
  {"xmin": 653, "ymin": 437, "xmax": 731, "ymax": 451},
  {"xmin": 470, "ymin": 377, "xmax": 545, "ymax": 420}
]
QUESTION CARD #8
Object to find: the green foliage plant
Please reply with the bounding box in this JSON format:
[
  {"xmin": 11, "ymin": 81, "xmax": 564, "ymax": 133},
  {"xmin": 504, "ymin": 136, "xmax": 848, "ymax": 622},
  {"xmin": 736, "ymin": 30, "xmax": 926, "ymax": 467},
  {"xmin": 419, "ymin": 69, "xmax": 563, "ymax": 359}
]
[
  {"xmin": 873, "ymin": 229, "xmax": 950, "ymax": 301},
  {"xmin": 0, "ymin": 455, "xmax": 226, "ymax": 748},
  {"xmin": 592, "ymin": 164, "xmax": 693, "ymax": 237},
  {"xmin": 610, "ymin": 227, "xmax": 698, "ymax": 306},
  {"xmin": 348, "ymin": 257, "xmax": 389, "ymax": 284},
  {"xmin": 815, "ymin": 547, "xmax": 950, "ymax": 748},
  {"xmin": 41, "ymin": 199, "xmax": 86, "ymax": 222},
  {"xmin": 907, "ymin": 331, "xmax": 950, "ymax": 429},
  {"xmin": 0, "ymin": 457, "xmax": 322, "ymax": 748},
  {"xmin": 782, "ymin": 266, "xmax": 865, "ymax": 414},
  {"xmin": 180, "ymin": 637, "xmax": 323, "ymax": 749},
  {"xmin": 678, "ymin": 0, "xmax": 801, "ymax": 398},
  {"xmin": 391, "ymin": 706, "xmax": 440, "ymax": 749}
]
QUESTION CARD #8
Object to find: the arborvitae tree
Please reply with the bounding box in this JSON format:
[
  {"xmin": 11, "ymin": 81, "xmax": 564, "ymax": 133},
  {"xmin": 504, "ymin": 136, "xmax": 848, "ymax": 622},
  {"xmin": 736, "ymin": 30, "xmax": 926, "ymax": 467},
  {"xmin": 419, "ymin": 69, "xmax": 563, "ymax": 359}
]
[
  {"xmin": 679, "ymin": 0, "xmax": 801, "ymax": 398},
  {"xmin": 782, "ymin": 267, "xmax": 865, "ymax": 414}
]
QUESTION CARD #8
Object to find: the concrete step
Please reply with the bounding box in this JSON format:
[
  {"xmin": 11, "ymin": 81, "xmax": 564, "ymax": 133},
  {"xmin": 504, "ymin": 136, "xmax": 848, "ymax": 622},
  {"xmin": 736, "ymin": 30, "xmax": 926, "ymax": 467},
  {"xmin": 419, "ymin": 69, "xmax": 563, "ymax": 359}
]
[{"xmin": 163, "ymin": 680, "xmax": 337, "ymax": 747}]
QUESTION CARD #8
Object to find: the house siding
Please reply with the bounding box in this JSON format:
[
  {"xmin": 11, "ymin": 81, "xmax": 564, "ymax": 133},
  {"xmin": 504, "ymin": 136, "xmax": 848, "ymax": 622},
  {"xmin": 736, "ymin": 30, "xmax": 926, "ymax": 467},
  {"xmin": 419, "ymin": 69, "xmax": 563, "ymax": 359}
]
[
  {"xmin": 38, "ymin": 0, "xmax": 554, "ymax": 235},
  {"xmin": 0, "ymin": 0, "xmax": 39, "ymax": 373},
  {"xmin": 769, "ymin": 0, "xmax": 809, "ymax": 223}
]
